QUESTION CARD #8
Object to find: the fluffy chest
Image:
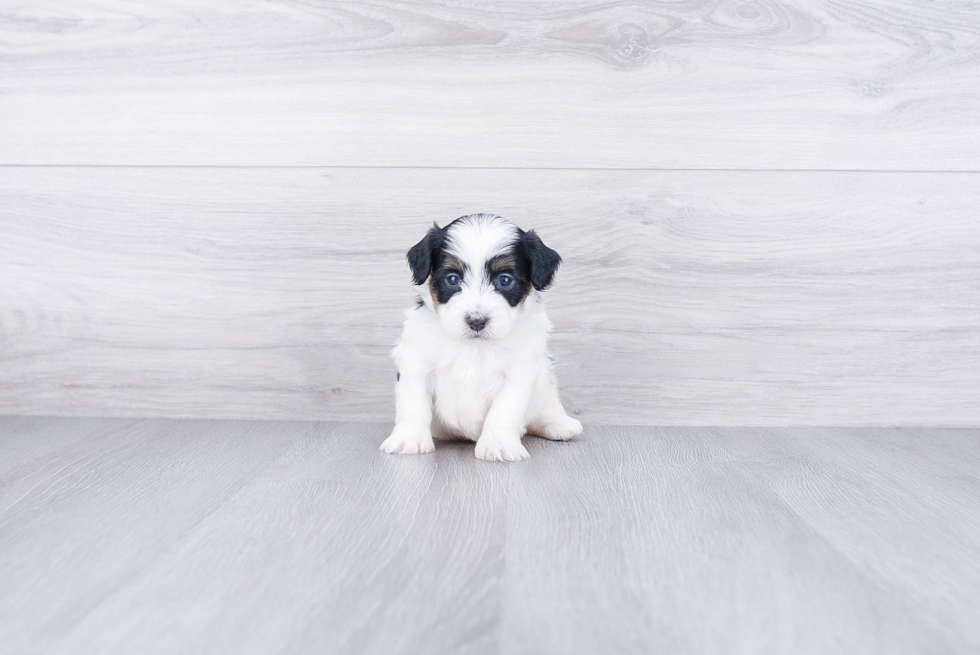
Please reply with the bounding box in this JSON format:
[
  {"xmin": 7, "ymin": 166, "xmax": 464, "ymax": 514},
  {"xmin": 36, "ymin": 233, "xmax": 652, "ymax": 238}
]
[{"xmin": 429, "ymin": 345, "xmax": 507, "ymax": 440}]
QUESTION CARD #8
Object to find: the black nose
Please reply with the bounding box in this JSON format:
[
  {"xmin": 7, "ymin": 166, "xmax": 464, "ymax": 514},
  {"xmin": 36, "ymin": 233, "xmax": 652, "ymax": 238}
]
[{"xmin": 466, "ymin": 313, "xmax": 489, "ymax": 332}]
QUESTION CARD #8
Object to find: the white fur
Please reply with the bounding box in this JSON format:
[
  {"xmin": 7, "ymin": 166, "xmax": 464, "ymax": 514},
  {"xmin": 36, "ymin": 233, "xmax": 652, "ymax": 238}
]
[{"xmin": 381, "ymin": 214, "xmax": 582, "ymax": 461}]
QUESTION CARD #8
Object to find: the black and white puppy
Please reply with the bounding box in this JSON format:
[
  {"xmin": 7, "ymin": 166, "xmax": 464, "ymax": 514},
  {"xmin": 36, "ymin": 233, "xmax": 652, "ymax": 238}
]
[{"xmin": 381, "ymin": 213, "xmax": 582, "ymax": 461}]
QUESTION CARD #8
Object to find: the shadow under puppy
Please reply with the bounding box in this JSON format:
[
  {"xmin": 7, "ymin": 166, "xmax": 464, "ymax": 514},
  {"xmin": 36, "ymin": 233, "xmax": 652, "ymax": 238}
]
[{"xmin": 382, "ymin": 213, "xmax": 582, "ymax": 461}]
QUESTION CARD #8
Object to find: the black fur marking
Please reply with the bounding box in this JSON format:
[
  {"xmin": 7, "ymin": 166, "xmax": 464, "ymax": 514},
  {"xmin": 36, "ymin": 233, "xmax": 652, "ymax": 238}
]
[
  {"xmin": 430, "ymin": 255, "xmax": 465, "ymax": 304},
  {"xmin": 396, "ymin": 371, "xmax": 400, "ymax": 382},
  {"xmin": 408, "ymin": 215, "xmax": 561, "ymax": 307},
  {"xmin": 518, "ymin": 229, "xmax": 562, "ymax": 291},
  {"xmin": 406, "ymin": 222, "xmax": 448, "ymax": 286},
  {"xmin": 485, "ymin": 253, "xmax": 531, "ymax": 307}
]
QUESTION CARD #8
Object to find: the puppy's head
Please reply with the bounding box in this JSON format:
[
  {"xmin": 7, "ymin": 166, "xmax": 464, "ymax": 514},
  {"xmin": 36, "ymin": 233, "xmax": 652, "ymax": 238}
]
[{"xmin": 406, "ymin": 213, "xmax": 561, "ymax": 341}]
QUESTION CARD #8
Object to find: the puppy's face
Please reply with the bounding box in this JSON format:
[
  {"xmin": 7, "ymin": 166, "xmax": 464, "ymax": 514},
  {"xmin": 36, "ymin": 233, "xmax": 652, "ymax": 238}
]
[{"xmin": 406, "ymin": 214, "xmax": 561, "ymax": 341}]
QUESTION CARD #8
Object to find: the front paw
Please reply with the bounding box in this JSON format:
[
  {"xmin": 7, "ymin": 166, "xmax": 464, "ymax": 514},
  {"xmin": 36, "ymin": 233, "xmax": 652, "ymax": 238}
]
[
  {"xmin": 380, "ymin": 424, "xmax": 435, "ymax": 455},
  {"xmin": 474, "ymin": 434, "xmax": 530, "ymax": 462},
  {"xmin": 538, "ymin": 416, "xmax": 583, "ymax": 441}
]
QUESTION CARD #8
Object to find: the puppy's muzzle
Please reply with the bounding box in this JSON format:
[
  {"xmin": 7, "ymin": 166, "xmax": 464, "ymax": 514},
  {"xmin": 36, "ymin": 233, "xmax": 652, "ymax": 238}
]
[{"xmin": 465, "ymin": 313, "xmax": 489, "ymax": 333}]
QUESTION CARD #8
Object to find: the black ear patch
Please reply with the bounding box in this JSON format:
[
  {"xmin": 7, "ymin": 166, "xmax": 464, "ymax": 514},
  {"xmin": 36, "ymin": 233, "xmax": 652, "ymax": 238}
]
[
  {"xmin": 518, "ymin": 229, "xmax": 562, "ymax": 290},
  {"xmin": 406, "ymin": 222, "xmax": 447, "ymax": 285}
]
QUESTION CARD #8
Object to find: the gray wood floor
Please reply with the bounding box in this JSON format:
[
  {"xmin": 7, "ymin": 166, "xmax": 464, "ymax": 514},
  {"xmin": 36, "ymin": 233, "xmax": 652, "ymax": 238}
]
[{"xmin": 1, "ymin": 418, "xmax": 977, "ymax": 654}]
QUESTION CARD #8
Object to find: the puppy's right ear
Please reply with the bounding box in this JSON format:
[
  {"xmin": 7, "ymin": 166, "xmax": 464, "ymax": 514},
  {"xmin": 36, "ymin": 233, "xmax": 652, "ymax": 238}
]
[{"xmin": 406, "ymin": 222, "xmax": 447, "ymax": 285}]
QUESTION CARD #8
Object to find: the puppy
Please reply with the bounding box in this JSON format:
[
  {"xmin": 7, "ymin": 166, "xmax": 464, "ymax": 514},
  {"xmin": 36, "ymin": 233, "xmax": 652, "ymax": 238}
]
[{"xmin": 381, "ymin": 213, "xmax": 582, "ymax": 461}]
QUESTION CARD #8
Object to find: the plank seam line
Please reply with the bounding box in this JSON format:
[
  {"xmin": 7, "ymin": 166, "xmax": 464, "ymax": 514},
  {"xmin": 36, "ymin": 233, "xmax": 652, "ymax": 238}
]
[{"xmin": 1, "ymin": 165, "xmax": 979, "ymax": 173}]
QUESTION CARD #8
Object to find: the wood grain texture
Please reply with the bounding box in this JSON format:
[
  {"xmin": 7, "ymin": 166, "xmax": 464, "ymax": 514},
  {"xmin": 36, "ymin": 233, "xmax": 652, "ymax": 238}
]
[
  {"xmin": 1, "ymin": 0, "xmax": 979, "ymax": 168},
  {"xmin": 0, "ymin": 418, "xmax": 309, "ymax": 655},
  {"xmin": 0, "ymin": 418, "xmax": 507, "ymax": 655},
  {"xmin": 715, "ymin": 427, "xmax": 980, "ymax": 652},
  {"xmin": 2, "ymin": 418, "xmax": 979, "ymax": 654},
  {"xmin": 2, "ymin": 167, "xmax": 978, "ymax": 425},
  {"xmin": 503, "ymin": 426, "xmax": 975, "ymax": 654}
]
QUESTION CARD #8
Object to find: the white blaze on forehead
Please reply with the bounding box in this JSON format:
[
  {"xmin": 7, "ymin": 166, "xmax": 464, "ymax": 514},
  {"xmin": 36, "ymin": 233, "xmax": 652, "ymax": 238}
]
[{"xmin": 443, "ymin": 214, "xmax": 519, "ymax": 283}]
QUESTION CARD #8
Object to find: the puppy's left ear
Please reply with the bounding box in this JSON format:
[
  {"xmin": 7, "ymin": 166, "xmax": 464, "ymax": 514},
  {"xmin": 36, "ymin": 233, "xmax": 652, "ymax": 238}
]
[
  {"xmin": 406, "ymin": 222, "xmax": 446, "ymax": 285},
  {"xmin": 519, "ymin": 229, "xmax": 562, "ymax": 291}
]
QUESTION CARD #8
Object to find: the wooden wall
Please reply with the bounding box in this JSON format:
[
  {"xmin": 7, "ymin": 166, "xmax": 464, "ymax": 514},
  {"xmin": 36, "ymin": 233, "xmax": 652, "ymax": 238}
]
[{"xmin": 1, "ymin": 1, "xmax": 978, "ymax": 425}]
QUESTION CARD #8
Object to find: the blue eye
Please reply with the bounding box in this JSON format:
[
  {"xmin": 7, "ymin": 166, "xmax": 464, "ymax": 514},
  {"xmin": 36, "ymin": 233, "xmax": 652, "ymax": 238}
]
[
  {"xmin": 497, "ymin": 274, "xmax": 513, "ymax": 288},
  {"xmin": 446, "ymin": 274, "xmax": 461, "ymax": 286}
]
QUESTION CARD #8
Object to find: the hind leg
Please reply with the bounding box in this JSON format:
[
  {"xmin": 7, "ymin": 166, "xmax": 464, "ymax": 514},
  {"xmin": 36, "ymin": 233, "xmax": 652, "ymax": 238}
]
[{"xmin": 526, "ymin": 387, "xmax": 582, "ymax": 441}]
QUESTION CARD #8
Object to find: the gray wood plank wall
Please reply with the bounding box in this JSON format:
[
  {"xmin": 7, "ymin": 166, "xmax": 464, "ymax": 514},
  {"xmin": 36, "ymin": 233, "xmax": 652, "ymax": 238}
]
[
  {"xmin": 1, "ymin": 1, "xmax": 978, "ymax": 424},
  {"xmin": 2, "ymin": 0, "xmax": 979, "ymax": 169}
]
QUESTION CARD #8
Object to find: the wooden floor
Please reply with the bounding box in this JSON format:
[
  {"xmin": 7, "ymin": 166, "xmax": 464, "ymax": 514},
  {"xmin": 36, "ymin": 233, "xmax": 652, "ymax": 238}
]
[{"xmin": 1, "ymin": 418, "xmax": 978, "ymax": 654}]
